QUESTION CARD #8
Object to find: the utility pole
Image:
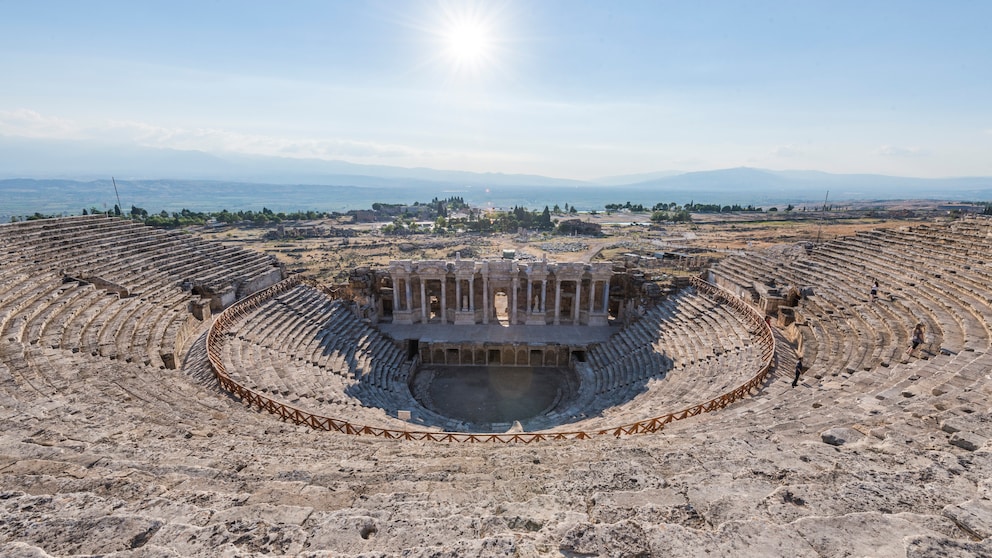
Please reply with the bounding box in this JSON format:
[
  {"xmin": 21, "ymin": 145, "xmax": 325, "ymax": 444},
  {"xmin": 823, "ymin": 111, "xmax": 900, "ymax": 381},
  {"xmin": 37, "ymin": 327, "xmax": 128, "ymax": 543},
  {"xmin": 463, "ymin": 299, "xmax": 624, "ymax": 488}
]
[{"xmin": 112, "ymin": 177, "xmax": 123, "ymax": 218}]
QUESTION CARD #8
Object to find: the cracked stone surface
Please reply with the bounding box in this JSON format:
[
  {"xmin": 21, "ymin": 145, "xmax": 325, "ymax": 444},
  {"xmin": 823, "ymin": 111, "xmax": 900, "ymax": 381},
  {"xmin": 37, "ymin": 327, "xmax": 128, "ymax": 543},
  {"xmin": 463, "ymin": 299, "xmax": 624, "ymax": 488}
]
[{"xmin": 2, "ymin": 216, "xmax": 992, "ymax": 556}]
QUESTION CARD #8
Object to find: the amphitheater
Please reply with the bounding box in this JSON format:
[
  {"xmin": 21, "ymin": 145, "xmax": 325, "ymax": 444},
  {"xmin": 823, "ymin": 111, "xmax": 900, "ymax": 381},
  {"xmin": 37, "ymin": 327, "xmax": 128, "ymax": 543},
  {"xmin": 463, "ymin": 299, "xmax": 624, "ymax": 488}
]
[{"xmin": 1, "ymin": 214, "xmax": 990, "ymax": 557}]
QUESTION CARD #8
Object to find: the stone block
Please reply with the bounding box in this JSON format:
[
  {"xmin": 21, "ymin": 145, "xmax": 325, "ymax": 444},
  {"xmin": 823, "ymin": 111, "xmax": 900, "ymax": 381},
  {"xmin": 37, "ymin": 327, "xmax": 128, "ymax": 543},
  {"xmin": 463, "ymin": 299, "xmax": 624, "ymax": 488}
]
[
  {"xmin": 942, "ymin": 499, "xmax": 992, "ymax": 539},
  {"xmin": 821, "ymin": 427, "xmax": 864, "ymax": 446},
  {"xmin": 559, "ymin": 520, "xmax": 650, "ymax": 558},
  {"xmin": 949, "ymin": 431, "xmax": 986, "ymax": 451},
  {"xmin": 939, "ymin": 419, "xmax": 965, "ymax": 434}
]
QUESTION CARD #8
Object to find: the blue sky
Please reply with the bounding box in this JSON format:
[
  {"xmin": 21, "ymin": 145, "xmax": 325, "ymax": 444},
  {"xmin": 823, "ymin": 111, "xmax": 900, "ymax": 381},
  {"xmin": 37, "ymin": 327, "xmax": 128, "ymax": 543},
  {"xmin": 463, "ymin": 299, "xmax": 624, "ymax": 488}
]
[{"xmin": 1, "ymin": 0, "xmax": 990, "ymax": 179}]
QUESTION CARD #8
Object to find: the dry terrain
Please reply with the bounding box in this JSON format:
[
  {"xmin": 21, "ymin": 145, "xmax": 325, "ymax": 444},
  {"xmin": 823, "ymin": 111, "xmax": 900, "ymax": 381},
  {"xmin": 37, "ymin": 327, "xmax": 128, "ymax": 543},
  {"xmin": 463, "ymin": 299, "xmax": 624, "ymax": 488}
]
[
  {"xmin": 198, "ymin": 211, "xmax": 918, "ymax": 284},
  {"xmin": 3, "ymin": 206, "xmax": 989, "ymax": 557}
]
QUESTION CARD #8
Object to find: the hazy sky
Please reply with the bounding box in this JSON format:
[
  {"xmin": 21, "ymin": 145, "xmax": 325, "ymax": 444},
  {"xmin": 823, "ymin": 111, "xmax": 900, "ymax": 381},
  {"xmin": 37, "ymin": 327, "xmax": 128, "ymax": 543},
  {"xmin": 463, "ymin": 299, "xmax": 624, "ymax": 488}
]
[{"xmin": 1, "ymin": 1, "xmax": 990, "ymax": 180}]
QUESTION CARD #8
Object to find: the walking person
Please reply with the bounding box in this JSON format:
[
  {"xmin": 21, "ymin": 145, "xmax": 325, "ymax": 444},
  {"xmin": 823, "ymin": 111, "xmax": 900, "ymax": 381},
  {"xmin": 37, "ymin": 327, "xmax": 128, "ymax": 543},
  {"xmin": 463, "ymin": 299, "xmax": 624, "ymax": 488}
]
[
  {"xmin": 792, "ymin": 357, "xmax": 803, "ymax": 387},
  {"xmin": 870, "ymin": 280, "xmax": 878, "ymax": 303}
]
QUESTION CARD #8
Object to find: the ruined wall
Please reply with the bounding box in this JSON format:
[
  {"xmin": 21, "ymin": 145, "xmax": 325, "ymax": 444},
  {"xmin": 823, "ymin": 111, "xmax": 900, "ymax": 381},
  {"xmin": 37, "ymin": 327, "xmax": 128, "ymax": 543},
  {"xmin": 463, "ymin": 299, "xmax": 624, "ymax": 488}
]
[{"xmin": 419, "ymin": 342, "xmax": 574, "ymax": 367}]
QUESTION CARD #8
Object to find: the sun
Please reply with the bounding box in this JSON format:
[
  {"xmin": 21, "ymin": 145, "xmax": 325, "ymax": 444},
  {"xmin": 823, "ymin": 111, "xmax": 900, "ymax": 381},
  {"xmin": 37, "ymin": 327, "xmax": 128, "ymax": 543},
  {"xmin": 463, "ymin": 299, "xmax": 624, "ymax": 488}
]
[
  {"xmin": 407, "ymin": 1, "xmax": 512, "ymax": 81},
  {"xmin": 445, "ymin": 20, "xmax": 491, "ymax": 65},
  {"xmin": 434, "ymin": 3, "xmax": 502, "ymax": 77}
]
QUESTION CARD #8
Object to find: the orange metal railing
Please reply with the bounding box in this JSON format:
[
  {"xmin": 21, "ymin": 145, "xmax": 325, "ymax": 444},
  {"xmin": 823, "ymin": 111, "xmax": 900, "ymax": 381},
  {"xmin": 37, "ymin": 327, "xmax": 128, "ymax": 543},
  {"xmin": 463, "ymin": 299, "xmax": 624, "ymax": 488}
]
[{"xmin": 205, "ymin": 275, "xmax": 776, "ymax": 442}]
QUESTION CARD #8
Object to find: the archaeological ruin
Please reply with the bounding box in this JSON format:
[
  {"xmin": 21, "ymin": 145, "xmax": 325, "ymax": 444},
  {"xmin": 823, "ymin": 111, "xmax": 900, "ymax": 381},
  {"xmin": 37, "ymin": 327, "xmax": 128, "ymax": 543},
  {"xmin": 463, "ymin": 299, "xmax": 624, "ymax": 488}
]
[{"xmin": 1, "ymin": 213, "xmax": 991, "ymax": 556}]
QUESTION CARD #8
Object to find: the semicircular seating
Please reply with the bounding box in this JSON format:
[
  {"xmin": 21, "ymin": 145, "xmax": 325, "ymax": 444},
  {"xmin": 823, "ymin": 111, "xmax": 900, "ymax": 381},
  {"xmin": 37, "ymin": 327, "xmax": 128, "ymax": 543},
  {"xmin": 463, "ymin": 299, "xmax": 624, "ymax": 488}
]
[
  {"xmin": 0, "ymin": 216, "xmax": 283, "ymax": 369},
  {"xmin": 1, "ymin": 215, "xmax": 991, "ymax": 558},
  {"xmin": 218, "ymin": 282, "xmax": 425, "ymax": 430},
  {"xmin": 711, "ymin": 220, "xmax": 992, "ymax": 378}
]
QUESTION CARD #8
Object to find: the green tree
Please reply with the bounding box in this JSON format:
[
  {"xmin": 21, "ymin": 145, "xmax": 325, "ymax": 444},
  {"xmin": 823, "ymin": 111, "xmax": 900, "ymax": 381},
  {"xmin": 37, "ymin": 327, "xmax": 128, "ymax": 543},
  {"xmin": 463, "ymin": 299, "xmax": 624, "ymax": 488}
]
[{"xmin": 539, "ymin": 205, "xmax": 552, "ymax": 229}]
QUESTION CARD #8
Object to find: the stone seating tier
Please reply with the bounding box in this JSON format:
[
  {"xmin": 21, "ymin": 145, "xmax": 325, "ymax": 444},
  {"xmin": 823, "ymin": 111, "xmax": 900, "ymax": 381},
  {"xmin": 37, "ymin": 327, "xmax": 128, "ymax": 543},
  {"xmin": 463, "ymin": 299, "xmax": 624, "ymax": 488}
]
[
  {"xmin": 709, "ymin": 221, "xmax": 992, "ymax": 386},
  {"xmin": 0, "ymin": 216, "xmax": 284, "ymax": 369},
  {"xmin": 1, "ymin": 216, "xmax": 991, "ymax": 556}
]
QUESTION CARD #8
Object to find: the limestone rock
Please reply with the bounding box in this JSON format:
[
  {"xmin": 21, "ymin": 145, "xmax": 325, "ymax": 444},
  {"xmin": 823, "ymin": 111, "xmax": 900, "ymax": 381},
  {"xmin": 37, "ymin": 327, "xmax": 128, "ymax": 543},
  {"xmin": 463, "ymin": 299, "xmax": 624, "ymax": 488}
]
[
  {"xmin": 939, "ymin": 419, "xmax": 965, "ymax": 434},
  {"xmin": 980, "ymin": 478, "xmax": 992, "ymax": 500},
  {"xmin": 0, "ymin": 515, "xmax": 163, "ymax": 556},
  {"xmin": 949, "ymin": 431, "xmax": 986, "ymax": 451},
  {"xmin": 793, "ymin": 511, "xmax": 945, "ymax": 558},
  {"xmin": 149, "ymin": 520, "xmax": 308, "ymax": 556},
  {"xmin": 821, "ymin": 427, "xmax": 864, "ymax": 446},
  {"xmin": 559, "ymin": 520, "xmax": 651, "ymax": 558},
  {"xmin": 211, "ymin": 503, "xmax": 313, "ymax": 526},
  {"xmin": 0, "ymin": 542, "xmax": 55, "ymax": 557},
  {"xmin": 906, "ymin": 536, "xmax": 992, "ymax": 558},
  {"xmin": 4, "ymin": 213, "xmax": 992, "ymax": 557},
  {"xmin": 495, "ymin": 495, "xmax": 560, "ymax": 533},
  {"xmin": 589, "ymin": 488, "xmax": 701, "ymax": 526},
  {"xmin": 942, "ymin": 499, "xmax": 992, "ymax": 540}
]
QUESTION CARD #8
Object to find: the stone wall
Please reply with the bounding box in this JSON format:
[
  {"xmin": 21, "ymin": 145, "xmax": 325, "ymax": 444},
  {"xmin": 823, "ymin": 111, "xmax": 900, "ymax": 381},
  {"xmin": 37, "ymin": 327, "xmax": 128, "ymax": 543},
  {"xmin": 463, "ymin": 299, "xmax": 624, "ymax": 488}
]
[
  {"xmin": 384, "ymin": 258, "xmax": 614, "ymax": 327},
  {"xmin": 419, "ymin": 342, "xmax": 574, "ymax": 367}
]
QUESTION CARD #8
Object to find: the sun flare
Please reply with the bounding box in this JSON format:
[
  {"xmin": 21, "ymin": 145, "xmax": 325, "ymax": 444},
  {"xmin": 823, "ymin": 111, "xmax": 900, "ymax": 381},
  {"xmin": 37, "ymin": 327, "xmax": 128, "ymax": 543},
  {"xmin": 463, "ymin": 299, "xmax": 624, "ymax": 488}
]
[
  {"xmin": 445, "ymin": 20, "xmax": 491, "ymax": 65},
  {"xmin": 433, "ymin": 3, "xmax": 503, "ymax": 77}
]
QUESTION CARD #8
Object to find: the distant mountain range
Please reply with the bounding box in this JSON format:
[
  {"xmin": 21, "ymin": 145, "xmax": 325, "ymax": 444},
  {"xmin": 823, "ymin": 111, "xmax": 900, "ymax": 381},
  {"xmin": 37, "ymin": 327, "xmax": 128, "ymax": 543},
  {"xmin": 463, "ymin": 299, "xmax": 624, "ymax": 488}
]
[
  {"xmin": 2, "ymin": 135, "xmax": 990, "ymax": 220},
  {"xmin": 0, "ymin": 135, "xmax": 586, "ymax": 188}
]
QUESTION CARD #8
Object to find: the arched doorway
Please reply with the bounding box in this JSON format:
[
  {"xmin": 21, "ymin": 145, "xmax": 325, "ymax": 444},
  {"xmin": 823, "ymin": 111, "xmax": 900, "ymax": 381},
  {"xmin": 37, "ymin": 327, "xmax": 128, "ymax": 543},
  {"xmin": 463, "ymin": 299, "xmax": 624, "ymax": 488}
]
[{"xmin": 494, "ymin": 290, "xmax": 509, "ymax": 324}]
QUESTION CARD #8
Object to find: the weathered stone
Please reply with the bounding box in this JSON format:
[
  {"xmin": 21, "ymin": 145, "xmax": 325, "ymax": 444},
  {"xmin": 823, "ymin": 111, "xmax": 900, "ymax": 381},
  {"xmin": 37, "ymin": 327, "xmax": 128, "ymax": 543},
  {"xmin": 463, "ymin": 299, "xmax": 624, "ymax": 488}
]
[
  {"xmin": 979, "ymin": 478, "xmax": 992, "ymax": 500},
  {"xmin": 939, "ymin": 419, "xmax": 965, "ymax": 434},
  {"xmin": 821, "ymin": 427, "xmax": 864, "ymax": 446},
  {"xmin": 794, "ymin": 512, "xmax": 946, "ymax": 558},
  {"xmin": 589, "ymin": 488, "xmax": 706, "ymax": 527},
  {"xmin": 949, "ymin": 431, "xmax": 986, "ymax": 451},
  {"xmin": 3, "ymin": 212, "xmax": 992, "ymax": 558},
  {"xmin": 211, "ymin": 503, "xmax": 313, "ymax": 526},
  {"xmin": 942, "ymin": 499, "xmax": 992, "ymax": 539},
  {"xmin": 0, "ymin": 542, "xmax": 55, "ymax": 558},
  {"xmin": 149, "ymin": 520, "xmax": 308, "ymax": 556},
  {"xmin": 906, "ymin": 536, "xmax": 992, "ymax": 558},
  {"xmin": 495, "ymin": 495, "xmax": 560, "ymax": 532},
  {"xmin": 559, "ymin": 520, "xmax": 651, "ymax": 558},
  {"xmin": 0, "ymin": 515, "xmax": 163, "ymax": 555}
]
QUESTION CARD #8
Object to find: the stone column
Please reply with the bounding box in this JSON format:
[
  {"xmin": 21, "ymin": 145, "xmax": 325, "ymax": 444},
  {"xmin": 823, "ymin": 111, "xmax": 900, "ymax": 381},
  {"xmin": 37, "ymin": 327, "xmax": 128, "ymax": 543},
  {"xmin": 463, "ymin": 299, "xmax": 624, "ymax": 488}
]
[
  {"xmin": 456, "ymin": 279, "xmax": 462, "ymax": 311},
  {"xmin": 554, "ymin": 280, "xmax": 562, "ymax": 325},
  {"xmin": 602, "ymin": 281, "xmax": 610, "ymax": 313},
  {"xmin": 511, "ymin": 277, "xmax": 519, "ymax": 324},
  {"xmin": 440, "ymin": 279, "xmax": 447, "ymax": 324},
  {"xmin": 469, "ymin": 276, "xmax": 475, "ymax": 312},
  {"xmin": 420, "ymin": 278, "xmax": 427, "ymax": 323},
  {"xmin": 589, "ymin": 280, "xmax": 596, "ymax": 315},
  {"xmin": 573, "ymin": 280, "xmax": 581, "ymax": 323},
  {"xmin": 541, "ymin": 279, "xmax": 547, "ymax": 312},
  {"xmin": 526, "ymin": 280, "xmax": 533, "ymax": 316},
  {"xmin": 405, "ymin": 279, "xmax": 413, "ymax": 312},
  {"xmin": 483, "ymin": 276, "xmax": 490, "ymax": 324}
]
